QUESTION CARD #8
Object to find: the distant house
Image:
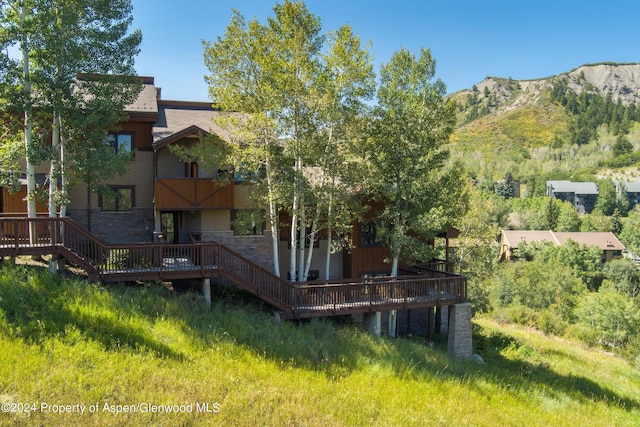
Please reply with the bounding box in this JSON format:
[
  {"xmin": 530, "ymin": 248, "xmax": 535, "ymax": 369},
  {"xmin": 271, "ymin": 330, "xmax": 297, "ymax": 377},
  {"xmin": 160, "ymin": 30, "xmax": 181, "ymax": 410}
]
[
  {"xmin": 547, "ymin": 180, "xmax": 599, "ymax": 214},
  {"xmin": 499, "ymin": 230, "xmax": 625, "ymax": 262},
  {"xmin": 614, "ymin": 180, "xmax": 640, "ymax": 210}
]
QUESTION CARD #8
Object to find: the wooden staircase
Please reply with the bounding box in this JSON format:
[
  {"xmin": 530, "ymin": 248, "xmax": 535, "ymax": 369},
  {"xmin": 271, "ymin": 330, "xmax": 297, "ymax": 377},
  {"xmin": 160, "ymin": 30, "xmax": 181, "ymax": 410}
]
[{"xmin": 0, "ymin": 217, "xmax": 467, "ymax": 320}]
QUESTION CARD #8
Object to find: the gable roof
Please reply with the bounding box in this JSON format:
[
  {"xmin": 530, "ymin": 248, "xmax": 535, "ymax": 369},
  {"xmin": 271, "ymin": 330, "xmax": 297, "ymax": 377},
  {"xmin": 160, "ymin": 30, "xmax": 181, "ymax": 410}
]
[
  {"xmin": 501, "ymin": 230, "xmax": 625, "ymax": 251},
  {"xmin": 547, "ymin": 180, "xmax": 599, "ymax": 194},
  {"xmin": 553, "ymin": 232, "xmax": 625, "ymax": 250},
  {"xmin": 152, "ymin": 100, "xmax": 232, "ymax": 149},
  {"xmin": 501, "ymin": 230, "xmax": 557, "ymax": 248}
]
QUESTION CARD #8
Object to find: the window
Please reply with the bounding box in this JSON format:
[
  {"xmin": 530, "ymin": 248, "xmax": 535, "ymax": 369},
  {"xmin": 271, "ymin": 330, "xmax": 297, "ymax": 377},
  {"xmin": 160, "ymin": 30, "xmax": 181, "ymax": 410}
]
[
  {"xmin": 107, "ymin": 133, "xmax": 133, "ymax": 153},
  {"xmin": 232, "ymin": 209, "xmax": 264, "ymax": 236},
  {"xmin": 360, "ymin": 221, "xmax": 389, "ymax": 247},
  {"xmin": 100, "ymin": 186, "xmax": 134, "ymax": 211}
]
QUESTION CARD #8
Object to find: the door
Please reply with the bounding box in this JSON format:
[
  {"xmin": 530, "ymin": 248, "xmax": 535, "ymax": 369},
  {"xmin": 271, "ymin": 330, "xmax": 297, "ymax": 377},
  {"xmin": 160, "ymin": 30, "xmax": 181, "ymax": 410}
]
[{"xmin": 160, "ymin": 212, "xmax": 181, "ymax": 244}]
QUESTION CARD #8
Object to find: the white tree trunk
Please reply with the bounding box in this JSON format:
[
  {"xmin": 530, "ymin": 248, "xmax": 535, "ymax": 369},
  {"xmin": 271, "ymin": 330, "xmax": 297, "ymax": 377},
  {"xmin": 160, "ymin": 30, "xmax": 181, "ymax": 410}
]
[
  {"xmin": 21, "ymin": 5, "xmax": 36, "ymax": 220},
  {"xmin": 324, "ymin": 184, "xmax": 334, "ymax": 281},
  {"xmin": 264, "ymin": 146, "xmax": 279, "ymax": 276},
  {"xmin": 60, "ymin": 128, "xmax": 68, "ymax": 218},
  {"xmin": 303, "ymin": 204, "xmax": 319, "ymax": 281},
  {"xmin": 391, "ymin": 213, "xmax": 401, "ymax": 277},
  {"xmin": 48, "ymin": 113, "xmax": 60, "ymax": 217},
  {"xmin": 289, "ymin": 156, "xmax": 300, "ymax": 282},
  {"xmin": 298, "ymin": 191, "xmax": 306, "ymax": 281}
]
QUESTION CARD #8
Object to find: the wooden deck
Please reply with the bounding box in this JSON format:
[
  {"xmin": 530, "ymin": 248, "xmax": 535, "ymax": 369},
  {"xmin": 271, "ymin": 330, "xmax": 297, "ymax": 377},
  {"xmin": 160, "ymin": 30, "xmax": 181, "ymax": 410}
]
[{"xmin": 0, "ymin": 217, "xmax": 467, "ymax": 320}]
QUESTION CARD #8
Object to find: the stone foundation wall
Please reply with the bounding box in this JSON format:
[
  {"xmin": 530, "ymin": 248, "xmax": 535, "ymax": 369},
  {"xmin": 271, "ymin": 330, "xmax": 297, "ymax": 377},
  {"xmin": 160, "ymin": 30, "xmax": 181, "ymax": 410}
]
[
  {"xmin": 66, "ymin": 208, "xmax": 155, "ymax": 243},
  {"xmin": 200, "ymin": 230, "xmax": 275, "ymax": 273}
]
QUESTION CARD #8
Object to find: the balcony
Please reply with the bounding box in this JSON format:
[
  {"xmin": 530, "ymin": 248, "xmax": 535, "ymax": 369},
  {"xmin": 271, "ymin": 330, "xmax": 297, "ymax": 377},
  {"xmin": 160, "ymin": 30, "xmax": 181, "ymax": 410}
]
[{"xmin": 154, "ymin": 178, "xmax": 233, "ymax": 210}]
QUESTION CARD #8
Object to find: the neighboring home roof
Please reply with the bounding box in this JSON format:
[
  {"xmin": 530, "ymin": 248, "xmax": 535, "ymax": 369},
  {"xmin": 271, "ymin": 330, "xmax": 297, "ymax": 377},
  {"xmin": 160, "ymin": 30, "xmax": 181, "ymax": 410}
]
[
  {"xmin": 501, "ymin": 230, "xmax": 625, "ymax": 251},
  {"xmin": 152, "ymin": 100, "xmax": 233, "ymax": 149},
  {"xmin": 614, "ymin": 180, "xmax": 640, "ymax": 193},
  {"xmin": 501, "ymin": 230, "xmax": 558, "ymax": 248},
  {"xmin": 547, "ymin": 180, "xmax": 599, "ymax": 194},
  {"xmin": 553, "ymin": 232, "xmax": 625, "ymax": 251}
]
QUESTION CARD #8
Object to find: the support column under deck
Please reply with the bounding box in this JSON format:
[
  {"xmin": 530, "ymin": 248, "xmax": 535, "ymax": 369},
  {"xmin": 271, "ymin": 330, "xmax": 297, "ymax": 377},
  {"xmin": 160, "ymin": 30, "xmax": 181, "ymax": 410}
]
[
  {"xmin": 388, "ymin": 310, "xmax": 397, "ymax": 338},
  {"xmin": 363, "ymin": 311, "xmax": 381, "ymax": 337},
  {"xmin": 202, "ymin": 278, "xmax": 211, "ymax": 309},
  {"xmin": 436, "ymin": 305, "xmax": 449, "ymax": 335},
  {"xmin": 447, "ymin": 302, "xmax": 473, "ymax": 359}
]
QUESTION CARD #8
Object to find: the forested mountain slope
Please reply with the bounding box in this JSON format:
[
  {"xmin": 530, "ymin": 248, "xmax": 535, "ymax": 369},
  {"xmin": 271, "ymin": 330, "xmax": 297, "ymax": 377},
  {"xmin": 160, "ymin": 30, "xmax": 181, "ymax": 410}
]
[{"xmin": 448, "ymin": 63, "xmax": 640, "ymax": 193}]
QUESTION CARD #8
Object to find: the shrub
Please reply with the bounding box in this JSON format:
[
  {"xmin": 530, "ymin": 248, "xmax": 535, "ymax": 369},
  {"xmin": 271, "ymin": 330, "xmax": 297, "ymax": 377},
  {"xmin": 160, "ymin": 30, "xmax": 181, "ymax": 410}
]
[
  {"xmin": 506, "ymin": 304, "xmax": 538, "ymax": 327},
  {"xmin": 537, "ymin": 308, "xmax": 568, "ymax": 336}
]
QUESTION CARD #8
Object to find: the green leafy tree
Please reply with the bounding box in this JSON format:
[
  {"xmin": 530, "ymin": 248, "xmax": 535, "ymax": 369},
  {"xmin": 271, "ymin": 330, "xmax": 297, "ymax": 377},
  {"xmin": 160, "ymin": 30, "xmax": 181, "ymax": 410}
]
[
  {"xmin": 594, "ymin": 179, "xmax": 617, "ymax": 216},
  {"xmin": 365, "ymin": 47, "xmax": 467, "ymax": 276},
  {"xmin": 0, "ymin": 0, "xmax": 141, "ymax": 224},
  {"xmin": 556, "ymin": 200, "xmax": 581, "ymax": 231},
  {"xmin": 620, "ymin": 208, "xmax": 640, "ymax": 256},
  {"xmin": 492, "ymin": 256, "xmax": 586, "ymax": 318},
  {"xmin": 32, "ymin": 0, "xmax": 142, "ymax": 218},
  {"xmin": 580, "ymin": 209, "xmax": 613, "ymax": 232},
  {"xmin": 204, "ymin": 2, "xmax": 375, "ymax": 280},
  {"xmin": 576, "ymin": 283, "xmax": 640, "ymax": 350},
  {"xmin": 602, "ymin": 258, "xmax": 640, "ymax": 299},
  {"xmin": 456, "ymin": 187, "xmax": 509, "ymax": 311},
  {"xmin": 0, "ymin": 0, "xmax": 41, "ymax": 221}
]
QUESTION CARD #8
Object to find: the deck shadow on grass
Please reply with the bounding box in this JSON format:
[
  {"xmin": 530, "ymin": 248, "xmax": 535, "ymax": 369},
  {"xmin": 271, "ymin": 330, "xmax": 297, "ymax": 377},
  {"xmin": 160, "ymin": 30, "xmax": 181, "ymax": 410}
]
[
  {"xmin": 168, "ymin": 282, "xmax": 640, "ymax": 412},
  {"xmin": 0, "ymin": 265, "xmax": 185, "ymax": 360},
  {"xmin": 1, "ymin": 264, "xmax": 637, "ymax": 411}
]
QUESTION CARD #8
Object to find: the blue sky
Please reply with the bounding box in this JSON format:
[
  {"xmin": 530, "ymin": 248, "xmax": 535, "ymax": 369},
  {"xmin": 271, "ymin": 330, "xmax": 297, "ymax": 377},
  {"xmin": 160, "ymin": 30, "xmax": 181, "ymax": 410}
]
[{"xmin": 131, "ymin": 0, "xmax": 640, "ymax": 102}]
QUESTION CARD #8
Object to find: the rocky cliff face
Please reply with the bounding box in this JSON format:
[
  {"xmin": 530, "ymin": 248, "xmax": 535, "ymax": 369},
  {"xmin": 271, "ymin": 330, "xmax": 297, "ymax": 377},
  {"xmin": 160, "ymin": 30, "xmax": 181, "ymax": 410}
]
[{"xmin": 565, "ymin": 63, "xmax": 640, "ymax": 106}]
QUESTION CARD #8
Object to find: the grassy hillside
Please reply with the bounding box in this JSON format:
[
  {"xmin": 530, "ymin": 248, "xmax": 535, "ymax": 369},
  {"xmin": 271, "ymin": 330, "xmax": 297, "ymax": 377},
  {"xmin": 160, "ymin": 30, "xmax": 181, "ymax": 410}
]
[{"xmin": 0, "ymin": 264, "xmax": 638, "ymax": 426}]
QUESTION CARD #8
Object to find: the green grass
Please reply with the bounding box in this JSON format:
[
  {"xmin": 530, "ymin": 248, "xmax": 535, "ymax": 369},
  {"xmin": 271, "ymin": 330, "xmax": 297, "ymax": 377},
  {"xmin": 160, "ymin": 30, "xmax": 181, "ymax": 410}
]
[{"xmin": 0, "ymin": 264, "xmax": 638, "ymax": 426}]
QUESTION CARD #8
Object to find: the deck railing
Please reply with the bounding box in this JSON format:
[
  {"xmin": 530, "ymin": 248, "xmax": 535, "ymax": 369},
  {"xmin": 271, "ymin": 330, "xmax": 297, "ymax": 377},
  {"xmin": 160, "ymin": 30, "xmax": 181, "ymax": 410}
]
[
  {"xmin": 0, "ymin": 216, "xmax": 466, "ymax": 319},
  {"xmin": 290, "ymin": 273, "xmax": 466, "ymax": 318}
]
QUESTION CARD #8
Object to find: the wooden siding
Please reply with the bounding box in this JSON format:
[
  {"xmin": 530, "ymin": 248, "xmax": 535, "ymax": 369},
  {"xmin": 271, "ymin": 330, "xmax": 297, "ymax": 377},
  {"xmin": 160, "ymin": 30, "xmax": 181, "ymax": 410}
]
[
  {"xmin": 154, "ymin": 178, "xmax": 234, "ymax": 210},
  {"xmin": 2, "ymin": 187, "xmax": 48, "ymax": 213},
  {"xmin": 118, "ymin": 120, "xmax": 153, "ymax": 151}
]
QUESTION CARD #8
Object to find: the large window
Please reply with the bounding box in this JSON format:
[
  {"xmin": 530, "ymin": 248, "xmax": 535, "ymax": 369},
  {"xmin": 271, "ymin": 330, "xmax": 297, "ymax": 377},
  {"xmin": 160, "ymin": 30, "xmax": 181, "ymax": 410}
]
[
  {"xmin": 107, "ymin": 133, "xmax": 133, "ymax": 153},
  {"xmin": 100, "ymin": 186, "xmax": 134, "ymax": 211},
  {"xmin": 232, "ymin": 209, "xmax": 264, "ymax": 236},
  {"xmin": 360, "ymin": 221, "xmax": 389, "ymax": 247}
]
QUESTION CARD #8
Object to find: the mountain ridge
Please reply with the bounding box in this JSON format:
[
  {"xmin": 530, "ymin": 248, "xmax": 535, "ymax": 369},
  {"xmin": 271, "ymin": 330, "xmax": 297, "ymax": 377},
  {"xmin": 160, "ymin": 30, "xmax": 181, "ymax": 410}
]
[
  {"xmin": 451, "ymin": 63, "xmax": 640, "ymax": 111},
  {"xmin": 447, "ymin": 62, "xmax": 640, "ymax": 188}
]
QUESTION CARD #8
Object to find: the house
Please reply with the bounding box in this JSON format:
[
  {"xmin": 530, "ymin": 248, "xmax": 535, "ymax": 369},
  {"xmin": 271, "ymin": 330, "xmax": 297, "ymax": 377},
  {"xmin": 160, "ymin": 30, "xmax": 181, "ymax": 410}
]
[
  {"xmin": 614, "ymin": 180, "xmax": 640, "ymax": 210},
  {"xmin": 0, "ymin": 75, "xmax": 461, "ymax": 278},
  {"xmin": 0, "ymin": 77, "xmax": 470, "ymax": 354},
  {"xmin": 499, "ymin": 230, "xmax": 625, "ymax": 262},
  {"xmin": 547, "ymin": 180, "xmax": 599, "ymax": 214}
]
